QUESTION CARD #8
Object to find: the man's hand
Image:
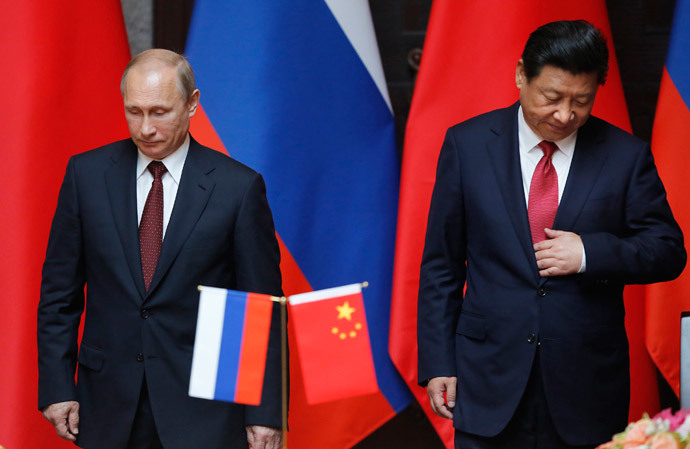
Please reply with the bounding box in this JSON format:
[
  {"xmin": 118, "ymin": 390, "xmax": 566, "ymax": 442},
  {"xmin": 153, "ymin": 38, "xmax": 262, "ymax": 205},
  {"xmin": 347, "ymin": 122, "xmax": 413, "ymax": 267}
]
[
  {"xmin": 42, "ymin": 400, "xmax": 80, "ymax": 441},
  {"xmin": 427, "ymin": 376, "xmax": 457, "ymax": 419},
  {"xmin": 246, "ymin": 425, "xmax": 282, "ymax": 449},
  {"xmin": 534, "ymin": 228, "xmax": 583, "ymax": 277}
]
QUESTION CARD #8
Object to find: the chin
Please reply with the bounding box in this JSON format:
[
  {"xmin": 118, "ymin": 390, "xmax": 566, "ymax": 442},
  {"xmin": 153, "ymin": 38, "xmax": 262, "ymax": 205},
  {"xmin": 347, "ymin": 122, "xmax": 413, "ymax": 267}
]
[
  {"xmin": 541, "ymin": 130, "xmax": 568, "ymax": 142},
  {"xmin": 137, "ymin": 144, "xmax": 164, "ymax": 157}
]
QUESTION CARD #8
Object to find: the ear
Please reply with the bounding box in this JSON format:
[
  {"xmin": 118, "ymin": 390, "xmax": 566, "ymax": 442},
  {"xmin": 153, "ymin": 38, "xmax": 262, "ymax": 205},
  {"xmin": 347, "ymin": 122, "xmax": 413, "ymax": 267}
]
[
  {"xmin": 515, "ymin": 59, "xmax": 527, "ymax": 89},
  {"xmin": 187, "ymin": 89, "xmax": 200, "ymax": 117}
]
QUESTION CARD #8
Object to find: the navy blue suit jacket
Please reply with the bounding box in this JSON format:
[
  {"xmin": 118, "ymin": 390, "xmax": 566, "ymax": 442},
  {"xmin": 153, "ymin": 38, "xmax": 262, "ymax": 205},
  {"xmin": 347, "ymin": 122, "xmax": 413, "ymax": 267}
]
[
  {"xmin": 418, "ymin": 103, "xmax": 686, "ymax": 446},
  {"xmin": 38, "ymin": 137, "xmax": 283, "ymax": 449}
]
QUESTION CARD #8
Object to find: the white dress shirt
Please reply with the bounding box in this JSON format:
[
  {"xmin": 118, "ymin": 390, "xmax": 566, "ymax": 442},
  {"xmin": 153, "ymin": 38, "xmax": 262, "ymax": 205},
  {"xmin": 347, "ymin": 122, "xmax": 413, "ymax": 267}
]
[
  {"xmin": 136, "ymin": 135, "xmax": 190, "ymax": 239},
  {"xmin": 517, "ymin": 106, "xmax": 586, "ymax": 272}
]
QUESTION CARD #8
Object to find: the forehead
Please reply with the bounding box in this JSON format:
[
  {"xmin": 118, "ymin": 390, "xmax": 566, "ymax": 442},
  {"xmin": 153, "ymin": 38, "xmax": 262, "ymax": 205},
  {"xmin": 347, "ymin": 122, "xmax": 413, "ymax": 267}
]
[
  {"xmin": 123, "ymin": 65, "xmax": 182, "ymax": 105},
  {"xmin": 530, "ymin": 65, "xmax": 598, "ymax": 96}
]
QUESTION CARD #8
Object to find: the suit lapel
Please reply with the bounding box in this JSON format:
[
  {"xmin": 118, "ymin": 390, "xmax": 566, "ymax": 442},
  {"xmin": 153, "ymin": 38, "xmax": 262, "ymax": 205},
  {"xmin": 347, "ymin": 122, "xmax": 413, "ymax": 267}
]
[
  {"xmin": 553, "ymin": 118, "xmax": 608, "ymax": 232},
  {"xmin": 105, "ymin": 140, "xmax": 147, "ymax": 299},
  {"xmin": 486, "ymin": 104, "xmax": 541, "ymax": 278},
  {"xmin": 146, "ymin": 138, "xmax": 216, "ymax": 296}
]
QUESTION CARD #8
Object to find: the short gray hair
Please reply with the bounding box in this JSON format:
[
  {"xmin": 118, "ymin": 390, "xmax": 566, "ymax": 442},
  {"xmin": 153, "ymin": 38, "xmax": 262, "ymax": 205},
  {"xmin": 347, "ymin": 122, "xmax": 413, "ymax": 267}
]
[{"xmin": 120, "ymin": 49, "xmax": 196, "ymax": 101}]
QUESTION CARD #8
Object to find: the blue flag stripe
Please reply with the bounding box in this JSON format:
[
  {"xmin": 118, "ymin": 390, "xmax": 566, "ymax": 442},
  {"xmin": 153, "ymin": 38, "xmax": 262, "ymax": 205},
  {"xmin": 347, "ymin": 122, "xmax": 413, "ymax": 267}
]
[
  {"xmin": 214, "ymin": 291, "xmax": 247, "ymax": 401},
  {"xmin": 667, "ymin": 0, "xmax": 690, "ymax": 106}
]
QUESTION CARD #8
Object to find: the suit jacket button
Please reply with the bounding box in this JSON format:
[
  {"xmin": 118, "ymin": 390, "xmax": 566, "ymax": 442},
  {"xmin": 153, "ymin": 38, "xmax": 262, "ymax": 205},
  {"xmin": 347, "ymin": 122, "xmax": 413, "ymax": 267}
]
[
  {"xmin": 136, "ymin": 353, "xmax": 144, "ymax": 362},
  {"xmin": 537, "ymin": 287, "xmax": 547, "ymax": 297},
  {"xmin": 527, "ymin": 334, "xmax": 536, "ymax": 344},
  {"xmin": 141, "ymin": 309, "xmax": 150, "ymax": 319}
]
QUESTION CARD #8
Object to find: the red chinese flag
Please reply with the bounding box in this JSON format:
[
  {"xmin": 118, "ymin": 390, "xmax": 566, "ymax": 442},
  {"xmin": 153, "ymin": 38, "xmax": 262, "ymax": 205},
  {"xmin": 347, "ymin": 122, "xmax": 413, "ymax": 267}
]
[
  {"xmin": 0, "ymin": 2, "xmax": 130, "ymax": 448},
  {"xmin": 389, "ymin": 1, "xmax": 657, "ymax": 447},
  {"xmin": 289, "ymin": 284, "xmax": 379, "ymax": 404}
]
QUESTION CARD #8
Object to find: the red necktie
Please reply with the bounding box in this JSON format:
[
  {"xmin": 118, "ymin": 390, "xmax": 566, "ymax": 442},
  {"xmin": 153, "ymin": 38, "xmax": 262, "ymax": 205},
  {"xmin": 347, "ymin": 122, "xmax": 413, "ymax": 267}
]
[
  {"xmin": 140, "ymin": 161, "xmax": 167, "ymax": 291},
  {"xmin": 528, "ymin": 141, "xmax": 558, "ymax": 244}
]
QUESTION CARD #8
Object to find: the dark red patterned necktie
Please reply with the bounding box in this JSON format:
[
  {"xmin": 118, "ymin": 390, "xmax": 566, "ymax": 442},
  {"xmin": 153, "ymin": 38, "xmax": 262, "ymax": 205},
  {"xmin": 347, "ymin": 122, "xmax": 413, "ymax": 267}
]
[
  {"xmin": 528, "ymin": 141, "xmax": 558, "ymax": 244},
  {"xmin": 140, "ymin": 161, "xmax": 167, "ymax": 291}
]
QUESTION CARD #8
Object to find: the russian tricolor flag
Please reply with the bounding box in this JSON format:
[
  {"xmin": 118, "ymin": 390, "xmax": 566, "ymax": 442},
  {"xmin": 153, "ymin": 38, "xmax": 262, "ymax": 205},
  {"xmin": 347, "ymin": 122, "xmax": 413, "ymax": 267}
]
[
  {"xmin": 646, "ymin": 0, "xmax": 690, "ymax": 398},
  {"xmin": 189, "ymin": 287, "xmax": 274, "ymax": 405},
  {"xmin": 185, "ymin": 1, "xmax": 412, "ymax": 446}
]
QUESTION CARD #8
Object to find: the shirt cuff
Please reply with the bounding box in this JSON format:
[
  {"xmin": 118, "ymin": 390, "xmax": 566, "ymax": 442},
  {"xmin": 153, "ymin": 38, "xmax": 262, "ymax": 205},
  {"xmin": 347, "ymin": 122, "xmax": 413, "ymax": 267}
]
[{"xmin": 577, "ymin": 245, "xmax": 587, "ymax": 273}]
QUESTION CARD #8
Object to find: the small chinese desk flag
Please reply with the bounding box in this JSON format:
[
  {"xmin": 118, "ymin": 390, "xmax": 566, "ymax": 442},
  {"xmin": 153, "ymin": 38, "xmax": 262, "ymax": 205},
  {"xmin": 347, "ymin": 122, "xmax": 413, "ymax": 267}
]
[
  {"xmin": 289, "ymin": 283, "xmax": 379, "ymax": 404},
  {"xmin": 189, "ymin": 287, "xmax": 274, "ymax": 405}
]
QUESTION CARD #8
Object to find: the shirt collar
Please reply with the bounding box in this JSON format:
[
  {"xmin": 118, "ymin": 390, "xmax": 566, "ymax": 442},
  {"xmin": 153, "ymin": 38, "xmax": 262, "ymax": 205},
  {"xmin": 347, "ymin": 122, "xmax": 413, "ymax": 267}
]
[
  {"xmin": 517, "ymin": 106, "xmax": 577, "ymax": 157},
  {"xmin": 136, "ymin": 134, "xmax": 190, "ymax": 184}
]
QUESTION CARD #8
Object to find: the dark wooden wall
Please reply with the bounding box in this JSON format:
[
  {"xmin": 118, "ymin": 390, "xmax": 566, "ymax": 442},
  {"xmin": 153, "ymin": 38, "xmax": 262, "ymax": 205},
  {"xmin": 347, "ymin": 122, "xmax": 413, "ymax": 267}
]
[
  {"xmin": 153, "ymin": 1, "xmax": 678, "ymax": 447},
  {"xmin": 607, "ymin": 0, "xmax": 676, "ymax": 141}
]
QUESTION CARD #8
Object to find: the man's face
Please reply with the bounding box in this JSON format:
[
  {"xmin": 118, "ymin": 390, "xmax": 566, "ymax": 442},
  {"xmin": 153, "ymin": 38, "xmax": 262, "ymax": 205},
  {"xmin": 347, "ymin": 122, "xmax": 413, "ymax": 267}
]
[
  {"xmin": 123, "ymin": 65, "xmax": 199, "ymax": 159},
  {"xmin": 516, "ymin": 61, "xmax": 599, "ymax": 142}
]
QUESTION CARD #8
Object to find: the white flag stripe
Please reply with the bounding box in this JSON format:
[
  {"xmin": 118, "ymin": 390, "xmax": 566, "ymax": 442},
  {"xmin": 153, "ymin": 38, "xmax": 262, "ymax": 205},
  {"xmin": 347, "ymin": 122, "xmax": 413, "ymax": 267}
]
[
  {"xmin": 323, "ymin": 0, "xmax": 393, "ymax": 112},
  {"xmin": 289, "ymin": 283, "xmax": 362, "ymax": 305},
  {"xmin": 188, "ymin": 287, "xmax": 227, "ymax": 399}
]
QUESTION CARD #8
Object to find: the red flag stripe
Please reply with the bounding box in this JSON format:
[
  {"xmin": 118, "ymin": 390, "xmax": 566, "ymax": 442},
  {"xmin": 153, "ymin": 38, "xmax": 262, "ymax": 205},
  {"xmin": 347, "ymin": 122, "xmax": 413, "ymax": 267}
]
[{"xmin": 235, "ymin": 293, "xmax": 274, "ymax": 404}]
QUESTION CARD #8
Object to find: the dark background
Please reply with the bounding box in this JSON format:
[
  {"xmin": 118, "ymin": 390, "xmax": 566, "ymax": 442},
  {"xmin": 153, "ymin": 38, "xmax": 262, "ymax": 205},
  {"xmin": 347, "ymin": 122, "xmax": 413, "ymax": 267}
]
[{"xmin": 154, "ymin": 1, "xmax": 678, "ymax": 446}]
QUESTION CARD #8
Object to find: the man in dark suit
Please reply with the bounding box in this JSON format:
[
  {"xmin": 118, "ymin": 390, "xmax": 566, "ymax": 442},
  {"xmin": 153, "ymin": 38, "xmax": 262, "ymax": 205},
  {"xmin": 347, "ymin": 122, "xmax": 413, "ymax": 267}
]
[
  {"xmin": 418, "ymin": 20, "xmax": 686, "ymax": 449},
  {"xmin": 38, "ymin": 49, "xmax": 283, "ymax": 449}
]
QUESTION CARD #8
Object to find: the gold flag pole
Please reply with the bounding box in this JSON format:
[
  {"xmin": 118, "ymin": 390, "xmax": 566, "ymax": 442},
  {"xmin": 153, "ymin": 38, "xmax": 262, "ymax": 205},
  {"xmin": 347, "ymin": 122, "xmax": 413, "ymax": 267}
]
[{"xmin": 279, "ymin": 296, "xmax": 288, "ymax": 448}]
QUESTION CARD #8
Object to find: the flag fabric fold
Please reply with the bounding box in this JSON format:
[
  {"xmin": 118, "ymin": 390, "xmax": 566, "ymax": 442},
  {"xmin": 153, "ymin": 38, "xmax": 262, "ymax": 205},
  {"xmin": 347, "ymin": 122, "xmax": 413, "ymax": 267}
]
[
  {"xmin": 388, "ymin": 1, "xmax": 657, "ymax": 447},
  {"xmin": 0, "ymin": 2, "xmax": 130, "ymax": 448},
  {"xmin": 185, "ymin": 1, "xmax": 411, "ymax": 446},
  {"xmin": 189, "ymin": 288, "xmax": 274, "ymax": 405},
  {"xmin": 289, "ymin": 284, "xmax": 379, "ymax": 404},
  {"xmin": 646, "ymin": 0, "xmax": 690, "ymax": 397}
]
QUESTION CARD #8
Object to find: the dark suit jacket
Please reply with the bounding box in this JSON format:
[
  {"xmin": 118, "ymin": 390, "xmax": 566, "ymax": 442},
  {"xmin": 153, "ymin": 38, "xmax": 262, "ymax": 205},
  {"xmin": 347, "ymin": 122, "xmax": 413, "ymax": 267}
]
[
  {"xmin": 38, "ymin": 136, "xmax": 283, "ymax": 449},
  {"xmin": 417, "ymin": 103, "xmax": 686, "ymax": 446}
]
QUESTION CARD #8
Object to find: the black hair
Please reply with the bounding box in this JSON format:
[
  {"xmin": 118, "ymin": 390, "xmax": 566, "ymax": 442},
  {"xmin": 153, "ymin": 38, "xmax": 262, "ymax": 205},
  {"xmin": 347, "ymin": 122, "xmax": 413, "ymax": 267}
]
[{"xmin": 522, "ymin": 20, "xmax": 609, "ymax": 85}]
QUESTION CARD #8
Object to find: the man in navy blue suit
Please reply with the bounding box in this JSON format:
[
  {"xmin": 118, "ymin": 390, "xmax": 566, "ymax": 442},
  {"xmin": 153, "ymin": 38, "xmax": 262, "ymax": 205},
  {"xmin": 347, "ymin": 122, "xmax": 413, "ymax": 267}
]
[
  {"xmin": 38, "ymin": 49, "xmax": 283, "ymax": 449},
  {"xmin": 418, "ymin": 20, "xmax": 686, "ymax": 449}
]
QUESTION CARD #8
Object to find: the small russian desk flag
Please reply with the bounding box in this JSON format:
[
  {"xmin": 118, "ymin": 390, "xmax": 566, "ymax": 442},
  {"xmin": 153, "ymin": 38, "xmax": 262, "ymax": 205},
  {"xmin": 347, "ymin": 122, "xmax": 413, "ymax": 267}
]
[{"xmin": 189, "ymin": 287, "xmax": 274, "ymax": 405}]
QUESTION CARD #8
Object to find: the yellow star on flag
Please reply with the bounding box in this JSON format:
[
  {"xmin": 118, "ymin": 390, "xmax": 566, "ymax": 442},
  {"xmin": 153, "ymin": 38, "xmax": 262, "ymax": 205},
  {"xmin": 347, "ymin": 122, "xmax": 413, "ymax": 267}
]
[{"xmin": 336, "ymin": 301, "xmax": 355, "ymax": 321}]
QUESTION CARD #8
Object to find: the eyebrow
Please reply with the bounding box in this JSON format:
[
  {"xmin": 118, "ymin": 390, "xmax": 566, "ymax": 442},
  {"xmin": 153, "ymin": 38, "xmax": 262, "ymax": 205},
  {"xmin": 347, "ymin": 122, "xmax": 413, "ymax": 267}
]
[
  {"xmin": 541, "ymin": 87, "xmax": 594, "ymax": 99},
  {"xmin": 125, "ymin": 104, "xmax": 172, "ymax": 110}
]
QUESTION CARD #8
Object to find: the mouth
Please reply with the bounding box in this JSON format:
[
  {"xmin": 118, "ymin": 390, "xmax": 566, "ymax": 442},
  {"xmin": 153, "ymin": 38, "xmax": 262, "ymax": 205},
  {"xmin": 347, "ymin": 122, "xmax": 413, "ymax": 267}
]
[
  {"xmin": 548, "ymin": 123, "xmax": 568, "ymax": 130},
  {"xmin": 547, "ymin": 123, "xmax": 571, "ymax": 134}
]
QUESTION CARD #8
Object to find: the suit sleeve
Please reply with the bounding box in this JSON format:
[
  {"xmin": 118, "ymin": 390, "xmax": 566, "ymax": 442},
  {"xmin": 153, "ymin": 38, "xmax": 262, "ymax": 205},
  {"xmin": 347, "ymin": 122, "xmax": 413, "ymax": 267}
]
[
  {"xmin": 37, "ymin": 157, "xmax": 86, "ymax": 410},
  {"xmin": 417, "ymin": 129, "xmax": 467, "ymax": 386},
  {"xmin": 232, "ymin": 173, "xmax": 285, "ymax": 427},
  {"xmin": 581, "ymin": 144, "xmax": 686, "ymax": 283}
]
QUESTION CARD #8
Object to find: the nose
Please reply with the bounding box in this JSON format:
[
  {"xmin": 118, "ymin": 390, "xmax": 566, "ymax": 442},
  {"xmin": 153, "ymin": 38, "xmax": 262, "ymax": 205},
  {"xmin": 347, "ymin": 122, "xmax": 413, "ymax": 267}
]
[
  {"xmin": 141, "ymin": 115, "xmax": 156, "ymax": 137},
  {"xmin": 553, "ymin": 103, "xmax": 574, "ymax": 124}
]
